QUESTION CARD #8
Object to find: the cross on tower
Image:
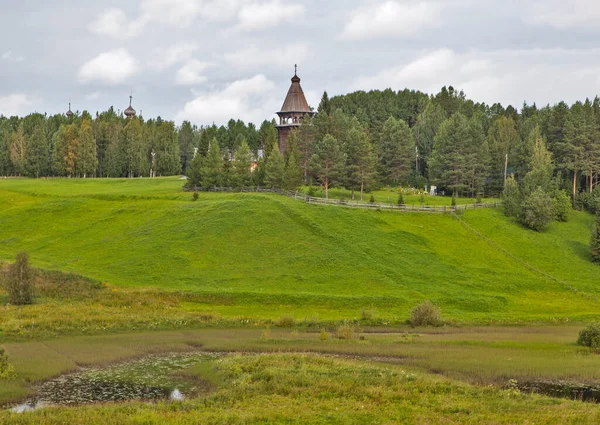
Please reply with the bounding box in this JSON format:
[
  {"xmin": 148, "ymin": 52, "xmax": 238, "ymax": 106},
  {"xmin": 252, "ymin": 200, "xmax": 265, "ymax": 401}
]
[{"xmin": 294, "ymin": 64, "xmax": 297, "ymax": 75}]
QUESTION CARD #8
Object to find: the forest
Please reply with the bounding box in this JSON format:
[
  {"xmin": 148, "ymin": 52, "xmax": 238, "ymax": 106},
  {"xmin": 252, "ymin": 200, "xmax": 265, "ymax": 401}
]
[{"xmin": 1, "ymin": 86, "xmax": 599, "ymax": 204}]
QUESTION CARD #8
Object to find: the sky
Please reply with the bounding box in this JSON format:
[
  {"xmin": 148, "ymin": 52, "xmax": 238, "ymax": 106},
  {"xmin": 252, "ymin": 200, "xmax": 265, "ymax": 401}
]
[{"xmin": 2, "ymin": 0, "xmax": 600, "ymax": 126}]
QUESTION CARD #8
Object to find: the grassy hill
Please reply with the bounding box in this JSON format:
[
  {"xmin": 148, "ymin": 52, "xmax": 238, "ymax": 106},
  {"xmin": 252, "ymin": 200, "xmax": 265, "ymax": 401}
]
[{"xmin": 0, "ymin": 177, "xmax": 597, "ymax": 324}]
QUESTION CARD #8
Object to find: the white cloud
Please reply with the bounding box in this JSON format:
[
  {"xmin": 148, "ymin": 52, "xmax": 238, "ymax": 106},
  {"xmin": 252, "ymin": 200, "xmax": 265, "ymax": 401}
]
[
  {"xmin": 149, "ymin": 42, "xmax": 199, "ymax": 71},
  {"xmin": 88, "ymin": 8, "xmax": 131, "ymax": 37},
  {"xmin": 526, "ymin": 0, "xmax": 600, "ymax": 29},
  {"xmin": 176, "ymin": 74, "xmax": 277, "ymax": 124},
  {"xmin": 0, "ymin": 94, "xmax": 37, "ymax": 117},
  {"xmin": 1, "ymin": 50, "xmax": 25, "ymax": 63},
  {"xmin": 352, "ymin": 48, "xmax": 600, "ymax": 107},
  {"xmin": 85, "ymin": 92, "xmax": 102, "ymax": 101},
  {"xmin": 176, "ymin": 60, "xmax": 210, "ymax": 85},
  {"xmin": 237, "ymin": 1, "xmax": 304, "ymax": 31},
  {"xmin": 78, "ymin": 49, "xmax": 138, "ymax": 85},
  {"xmin": 224, "ymin": 43, "xmax": 310, "ymax": 71},
  {"xmin": 341, "ymin": 1, "xmax": 444, "ymax": 40}
]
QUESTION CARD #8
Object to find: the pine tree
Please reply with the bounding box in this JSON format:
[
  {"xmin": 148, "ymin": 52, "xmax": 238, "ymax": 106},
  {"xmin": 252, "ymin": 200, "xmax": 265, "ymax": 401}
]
[
  {"xmin": 591, "ymin": 212, "xmax": 600, "ymax": 263},
  {"xmin": 486, "ymin": 116, "xmax": 519, "ymax": 194},
  {"xmin": 233, "ymin": 139, "xmax": 253, "ymax": 188},
  {"xmin": 186, "ymin": 150, "xmax": 203, "ymax": 189},
  {"xmin": 202, "ymin": 139, "xmax": 224, "ymax": 188},
  {"xmin": 178, "ymin": 120, "xmax": 195, "ymax": 175},
  {"xmin": 379, "ymin": 116, "xmax": 415, "ymax": 186},
  {"xmin": 563, "ymin": 101, "xmax": 589, "ymax": 198},
  {"xmin": 9, "ymin": 124, "xmax": 26, "ymax": 175},
  {"xmin": 265, "ymin": 139, "xmax": 284, "ymax": 188},
  {"xmin": 412, "ymin": 101, "xmax": 446, "ymax": 177},
  {"xmin": 429, "ymin": 114, "xmax": 470, "ymax": 197},
  {"xmin": 121, "ymin": 118, "xmax": 146, "ymax": 178},
  {"xmin": 345, "ymin": 126, "xmax": 374, "ymax": 200},
  {"xmin": 153, "ymin": 121, "xmax": 181, "ymax": 176},
  {"xmin": 76, "ymin": 119, "xmax": 98, "ymax": 178},
  {"xmin": 25, "ymin": 123, "xmax": 49, "ymax": 178},
  {"xmin": 309, "ymin": 134, "xmax": 344, "ymax": 199}
]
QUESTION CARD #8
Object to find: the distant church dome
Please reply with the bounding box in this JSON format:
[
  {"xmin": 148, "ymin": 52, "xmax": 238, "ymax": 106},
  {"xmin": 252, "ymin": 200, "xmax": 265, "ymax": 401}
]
[
  {"xmin": 66, "ymin": 102, "xmax": 73, "ymax": 118},
  {"xmin": 125, "ymin": 95, "xmax": 136, "ymax": 118}
]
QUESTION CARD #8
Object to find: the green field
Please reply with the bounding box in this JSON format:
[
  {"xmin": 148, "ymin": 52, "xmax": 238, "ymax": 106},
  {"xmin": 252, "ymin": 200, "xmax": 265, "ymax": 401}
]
[
  {"xmin": 1, "ymin": 177, "xmax": 600, "ymax": 423},
  {"xmin": 0, "ymin": 177, "xmax": 597, "ymax": 324}
]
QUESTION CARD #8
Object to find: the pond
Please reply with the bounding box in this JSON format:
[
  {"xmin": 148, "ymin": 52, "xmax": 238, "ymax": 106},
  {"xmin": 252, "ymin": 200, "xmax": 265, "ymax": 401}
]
[{"xmin": 11, "ymin": 352, "xmax": 219, "ymax": 413}]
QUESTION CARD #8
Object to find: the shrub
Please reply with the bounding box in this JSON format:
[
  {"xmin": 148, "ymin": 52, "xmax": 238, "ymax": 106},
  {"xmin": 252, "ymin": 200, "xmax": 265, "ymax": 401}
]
[
  {"xmin": 319, "ymin": 329, "xmax": 329, "ymax": 341},
  {"xmin": 591, "ymin": 214, "xmax": 600, "ymax": 264},
  {"xmin": 369, "ymin": 195, "xmax": 376, "ymax": 204},
  {"xmin": 411, "ymin": 300, "xmax": 442, "ymax": 327},
  {"xmin": 0, "ymin": 349, "xmax": 15, "ymax": 379},
  {"xmin": 502, "ymin": 175, "xmax": 521, "ymax": 217},
  {"xmin": 360, "ymin": 308, "xmax": 374, "ymax": 321},
  {"xmin": 397, "ymin": 193, "xmax": 405, "ymax": 206},
  {"xmin": 553, "ymin": 190, "xmax": 571, "ymax": 222},
  {"xmin": 518, "ymin": 188, "xmax": 555, "ymax": 232},
  {"xmin": 577, "ymin": 322, "xmax": 600, "ymax": 348},
  {"xmin": 5, "ymin": 252, "xmax": 34, "ymax": 305},
  {"xmin": 336, "ymin": 322, "xmax": 360, "ymax": 340},
  {"xmin": 276, "ymin": 315, "xmax": 296, "ymax": 328},
  {"xmin": 307, "ymin": 186, "xmax": 317, "ymax": 197},
  {"xmin": 192, "ymin": 192, "xmax": 199, "ymax": 201},
  {"xmin": 451, "ymin": 196, "xmax": 457, "ymax": 207}
]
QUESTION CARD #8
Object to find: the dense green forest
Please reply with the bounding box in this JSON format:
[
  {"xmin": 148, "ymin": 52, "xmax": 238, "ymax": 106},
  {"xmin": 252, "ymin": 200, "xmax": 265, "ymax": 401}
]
[{"xmin": 1, "ymin": 86, "xmax": 599, "ymax": 202}]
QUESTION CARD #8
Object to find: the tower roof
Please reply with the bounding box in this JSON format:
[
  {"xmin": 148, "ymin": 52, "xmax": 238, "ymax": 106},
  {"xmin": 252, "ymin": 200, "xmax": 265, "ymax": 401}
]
[
  {"xmin": 278, "ymin": 66, "xmax": 312, "ymax": 114},
  {"xmin": 66, "ymin": 102, "xmax": 73, "ymax": 118}
]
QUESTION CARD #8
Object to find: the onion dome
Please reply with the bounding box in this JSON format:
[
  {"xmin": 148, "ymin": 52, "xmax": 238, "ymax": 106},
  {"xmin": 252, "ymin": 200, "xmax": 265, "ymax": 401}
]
[
  {"xmin": 66, "ymin": 102, "xmax": 73, "ymax": 118},
  {"xmin": 124, "ymin": 95, "xmax": 136, "ymax": 118}
]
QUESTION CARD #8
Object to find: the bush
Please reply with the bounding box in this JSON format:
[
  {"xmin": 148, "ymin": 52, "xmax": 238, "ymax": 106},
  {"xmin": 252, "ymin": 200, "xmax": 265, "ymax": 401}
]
[
  {"xmin": 411, "ymin": 300, "xmax": 442, "ymax": 327},
  {"xmin": 577, "ymin": 322, "xmax": 600, "ymax": 348},
  {"xmin": 553, "ymin": 190, "xmax": 571, "ymax": 222},
  {"xmin": 502, "ymin": 175, "xmax": 521, "ymax": 218},
  {"xmin": 518, "ymin": 188, "xmax": 555, "ymax": 232},
  {"xmin": 0, "ymin": 348, "xmax": 15, "ymax": 379},
  {"xmin": 276, "ymin": 315, "xmax": 296, "ymax": 328},
  {"xmin": 336, "ymin": 322, "xmax": 360, "ymax": 340},
  {"xmin": 192, "ymin": 192, "xmax": 199, "ymax": 201},
  {"xmin": 5, "ymin": 252, "xmax": 34, "ymax": 305},
  {"xmin": 451, "ymin": 196, "xmax": 457, "ymax": 207},
  {"xmin": 369, "ymin": 195, "xmax": 376, "ymax": 204},
  {"xmin": 360, "ymin": 308, "xmax": 374, "ymax": 321}
]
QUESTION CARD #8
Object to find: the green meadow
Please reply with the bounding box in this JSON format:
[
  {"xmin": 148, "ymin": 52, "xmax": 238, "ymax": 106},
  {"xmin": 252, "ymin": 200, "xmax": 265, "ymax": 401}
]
[{"xmin": 1, "ymin": 177, "xmax": 600, "ymax": 423}]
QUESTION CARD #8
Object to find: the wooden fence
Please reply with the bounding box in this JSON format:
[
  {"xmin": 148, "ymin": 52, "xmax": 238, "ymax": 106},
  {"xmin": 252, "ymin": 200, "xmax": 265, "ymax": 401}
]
[{"xmin": 184, "ymin": 186, "xmax": 501, "ymax": 214}]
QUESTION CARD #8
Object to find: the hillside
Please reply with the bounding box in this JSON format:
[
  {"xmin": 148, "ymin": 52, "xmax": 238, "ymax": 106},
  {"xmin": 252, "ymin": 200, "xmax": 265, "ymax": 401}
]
[{"xmin": 0, "ymin": 177, "xmax": 597, "ymax": 323}]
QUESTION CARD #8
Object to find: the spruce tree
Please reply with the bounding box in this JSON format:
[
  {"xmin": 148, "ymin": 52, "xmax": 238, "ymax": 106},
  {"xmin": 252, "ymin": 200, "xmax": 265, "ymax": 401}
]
[
  {"xmin": 265, "ymin": 139, "xmax": 284, "ymax": 188},
  {"xmin": 591, "ymin": 212, "xmax": 600, "ymax": 263},
  {"xmin": 186, "ymin": 151, "xmax": 203, "ymax": 189},
  {"xmin": 233, "ymin": 139, "xmax": 253, "ymax": 188},
  {"xmin": 6, "ymin": 251, "xmax": 34, "ymax": 305},
  {"xmin": 178, "ymin": 120, "xmax": 195, "ymax": 175},
  {"xmin": 283, "ymin": 136, "xmax": 303, "ymax": 191},
  {"xmin": 9, "ymin": 124, "xmax": 26, "ymax": 176},
  {"xmin": 202, "ymin": 138, "xmax": 223, "ymax": 188}
]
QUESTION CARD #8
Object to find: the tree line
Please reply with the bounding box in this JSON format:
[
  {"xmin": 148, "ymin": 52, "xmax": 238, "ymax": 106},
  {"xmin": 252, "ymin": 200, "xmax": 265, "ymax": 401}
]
[{"xmin": 2, "ymin": 86, "xmax": 600, "ymax": 204}]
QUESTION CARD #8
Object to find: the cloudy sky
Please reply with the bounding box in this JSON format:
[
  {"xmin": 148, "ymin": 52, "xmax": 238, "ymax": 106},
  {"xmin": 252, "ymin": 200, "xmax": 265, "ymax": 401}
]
[{"xmin": 2, "ymin": 0, "xmax": 600, "ymax": 125}]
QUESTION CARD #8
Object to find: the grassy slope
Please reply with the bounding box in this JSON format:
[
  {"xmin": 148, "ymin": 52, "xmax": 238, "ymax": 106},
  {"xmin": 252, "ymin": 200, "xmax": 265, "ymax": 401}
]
[{"xmin": 0, "ymin": 177, "xmax": 598, "ymax": 322}]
